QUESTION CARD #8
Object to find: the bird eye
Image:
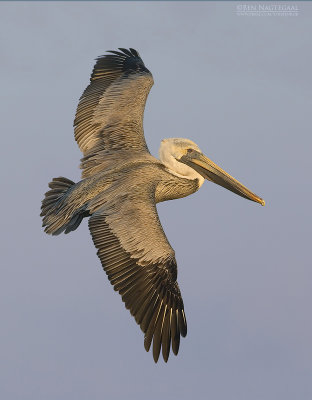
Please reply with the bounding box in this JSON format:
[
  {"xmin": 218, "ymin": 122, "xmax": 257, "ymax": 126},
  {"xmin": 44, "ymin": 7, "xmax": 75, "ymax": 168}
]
[{"xmin": 187, "ymin": 148, "xmax": 193, "ymax": 153}]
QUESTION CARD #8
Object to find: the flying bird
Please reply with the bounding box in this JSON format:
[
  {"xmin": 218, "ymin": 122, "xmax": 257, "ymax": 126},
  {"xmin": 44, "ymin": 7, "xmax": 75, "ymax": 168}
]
[{"xmin": 41, "ymin": 48, "xmax": 265, "ymax": 363}]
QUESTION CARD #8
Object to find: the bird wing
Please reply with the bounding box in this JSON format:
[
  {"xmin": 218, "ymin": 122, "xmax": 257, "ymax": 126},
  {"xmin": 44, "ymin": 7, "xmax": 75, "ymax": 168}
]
[
  {"xmin": 74, "ymin": 48, "xmax": 154, "ymax": 178},
  {"xmin": 88, "ymin": 183, "xmax": 187, "ymax": 363}
]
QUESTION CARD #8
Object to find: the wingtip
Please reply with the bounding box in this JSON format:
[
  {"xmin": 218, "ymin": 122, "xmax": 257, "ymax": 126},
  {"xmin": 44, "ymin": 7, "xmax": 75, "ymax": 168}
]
[
  {"xmin": 153, "ymin": 350, "xmax": 160, "ymax": 363},
  {"xmin": 129, "ymin": 48, "xmax": 140, "ymax": 57},
  {"xmin": 104, "ymin": 48, "xmax": 140, "ymax": 60},
  {"xmin": 144, "ymin": 335, "xmax": 152, "ymax": 352}
]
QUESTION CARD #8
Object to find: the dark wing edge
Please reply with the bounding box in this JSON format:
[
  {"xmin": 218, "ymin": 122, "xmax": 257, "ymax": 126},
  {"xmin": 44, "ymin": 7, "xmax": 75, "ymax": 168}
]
[
  {"xmin": 74, "ymin": 48, "xmax": 154, "ymax": 178},
  {"xmin": 89, "ymin": 212, "xmax": 187, "ymax": 363}
]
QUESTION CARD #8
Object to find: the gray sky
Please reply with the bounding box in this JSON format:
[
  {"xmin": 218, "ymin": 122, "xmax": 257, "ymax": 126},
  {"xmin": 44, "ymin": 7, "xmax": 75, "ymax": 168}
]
[{"xmin": 1, "ymin": 2, "xmax": 312, "ymax": 399}]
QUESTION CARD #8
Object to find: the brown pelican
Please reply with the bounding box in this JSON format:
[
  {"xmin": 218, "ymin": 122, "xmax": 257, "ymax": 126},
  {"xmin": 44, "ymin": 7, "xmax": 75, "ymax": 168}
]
[{"xmin": 41, "ymin": 48, "xmax": 264, "ymax": 363}]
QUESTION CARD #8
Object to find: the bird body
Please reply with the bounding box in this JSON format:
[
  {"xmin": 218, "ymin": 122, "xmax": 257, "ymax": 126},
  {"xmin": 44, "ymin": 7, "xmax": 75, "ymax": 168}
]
[{"xmin": 41, "ymin": 48, "xmax": 264, "ymax": 363}]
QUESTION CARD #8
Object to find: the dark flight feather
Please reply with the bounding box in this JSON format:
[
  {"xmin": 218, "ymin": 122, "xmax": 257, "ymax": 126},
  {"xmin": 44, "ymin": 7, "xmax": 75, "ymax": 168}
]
[{"xmin": 88, "ymin": 211, "xmax": 187, "ymax": 363}]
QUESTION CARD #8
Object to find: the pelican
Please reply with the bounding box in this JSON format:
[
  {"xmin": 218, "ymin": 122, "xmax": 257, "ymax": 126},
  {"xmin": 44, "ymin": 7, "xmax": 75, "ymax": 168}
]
[{"xmin": 41, "ymin": 48, "xmax": 264, "ymax": 363}]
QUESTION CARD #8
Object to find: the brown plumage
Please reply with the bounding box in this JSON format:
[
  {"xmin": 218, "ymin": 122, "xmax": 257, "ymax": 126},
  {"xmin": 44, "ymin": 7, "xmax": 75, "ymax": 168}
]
[{"xmin": 41, "ymin": 48, "xmax": 265, "ymax": 363}]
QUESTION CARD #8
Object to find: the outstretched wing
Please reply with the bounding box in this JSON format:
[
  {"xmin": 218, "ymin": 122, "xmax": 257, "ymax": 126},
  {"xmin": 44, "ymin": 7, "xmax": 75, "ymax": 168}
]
[
  {"xmin": 74, "ymin": 48, "xmax": 154, "ymax": 178},
  {"xmin": 88, "ymin": 185, "xmax": 187, "ymax": 363}
]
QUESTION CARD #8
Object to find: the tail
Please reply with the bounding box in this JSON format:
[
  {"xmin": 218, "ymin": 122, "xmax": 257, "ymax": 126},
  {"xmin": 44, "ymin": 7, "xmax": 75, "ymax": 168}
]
[{"xmin": 41, "ymin": 177, "xmax": 86, "ymax": 235}]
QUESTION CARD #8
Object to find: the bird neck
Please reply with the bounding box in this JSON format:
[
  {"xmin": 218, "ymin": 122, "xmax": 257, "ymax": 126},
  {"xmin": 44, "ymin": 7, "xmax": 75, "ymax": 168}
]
[{"xmin": 159, "ymin": 152, "xmax": 204, "ymax": 187}]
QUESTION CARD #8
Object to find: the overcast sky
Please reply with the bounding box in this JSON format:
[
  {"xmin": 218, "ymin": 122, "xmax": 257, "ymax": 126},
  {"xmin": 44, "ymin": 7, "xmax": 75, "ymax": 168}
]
[{"xmin": 1, "ymin": 2, "xmax": 312, "ymax": 400}]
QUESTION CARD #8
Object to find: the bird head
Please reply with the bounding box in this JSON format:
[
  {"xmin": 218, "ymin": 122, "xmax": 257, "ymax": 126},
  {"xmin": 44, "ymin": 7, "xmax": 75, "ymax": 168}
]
[{"xmin": 159, "ymin": 138, "xmax": 265, "ymax": 206}]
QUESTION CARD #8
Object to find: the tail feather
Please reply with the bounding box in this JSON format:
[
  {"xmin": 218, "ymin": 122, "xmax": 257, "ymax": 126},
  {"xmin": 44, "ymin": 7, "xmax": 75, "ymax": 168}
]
[{"xmin": 41, "ymin": 177, "xmax": 77, "ymax": 235}]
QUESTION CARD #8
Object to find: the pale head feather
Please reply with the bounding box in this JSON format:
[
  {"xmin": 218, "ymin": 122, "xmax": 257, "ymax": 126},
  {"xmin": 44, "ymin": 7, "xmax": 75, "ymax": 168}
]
[{"xmin": 159, "ymin": 138, "xmax": 205, "ymax": 186}]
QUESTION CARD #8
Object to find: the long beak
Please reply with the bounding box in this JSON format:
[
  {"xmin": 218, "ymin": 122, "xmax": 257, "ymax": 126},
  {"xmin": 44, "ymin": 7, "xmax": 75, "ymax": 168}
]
[{"xmin": 180, "ymin": 151, "xmax": 265, "ymax": 206}]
